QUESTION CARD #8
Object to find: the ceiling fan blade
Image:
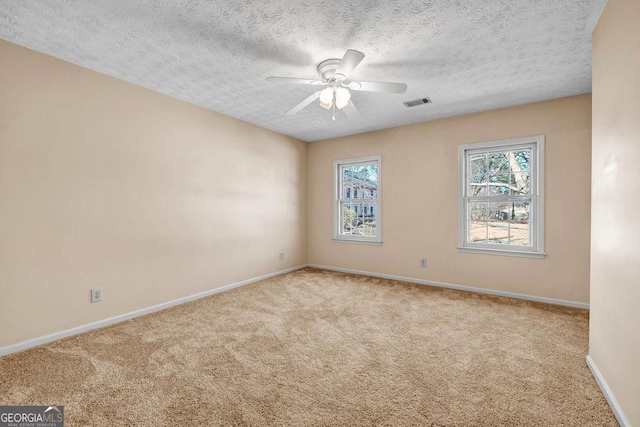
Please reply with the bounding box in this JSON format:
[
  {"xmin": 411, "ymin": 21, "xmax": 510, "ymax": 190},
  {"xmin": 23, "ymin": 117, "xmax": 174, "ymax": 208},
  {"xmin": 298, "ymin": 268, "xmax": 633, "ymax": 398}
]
[
  {"xmin": 342, "ymin": 101, "xmax": 360, "ymax": 120},
  {"xmin": 334, "ymin": 49, "xmax": 365, "ymax": 80},
  {"xmin": 350, "ymin": 80, "xmax": 408, "ymax": 94},
  {"xmin": 266, "ymin": 77, "xmax": 324, "ymax": 85},
  {"xmin": 286, "ymin": 91, "xmax": 321, "ymax": 115}
]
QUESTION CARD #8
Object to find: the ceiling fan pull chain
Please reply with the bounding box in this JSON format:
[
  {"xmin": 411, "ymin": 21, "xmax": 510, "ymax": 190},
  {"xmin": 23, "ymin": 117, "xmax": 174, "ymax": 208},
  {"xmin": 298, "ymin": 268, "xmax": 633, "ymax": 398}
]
[{"xmin": 332, "ymin": 101, "xmax": 336, "ymax": 121}]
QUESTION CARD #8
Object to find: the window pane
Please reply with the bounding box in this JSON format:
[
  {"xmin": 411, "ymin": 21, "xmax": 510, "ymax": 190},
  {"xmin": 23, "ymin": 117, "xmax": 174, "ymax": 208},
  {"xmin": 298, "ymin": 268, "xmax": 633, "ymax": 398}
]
[
  {"xmin": 362, "ymin": 164, "xmax": 378, "ymax": 199},
  {"xmin": 489, "ymin": 202, "xmax": 511, "ymax": 221},
  {"xmin": 510, "ymin": 172, "xmax": 530, "ymax": 195},
  {"xmin": 509, "ymin": 201, "xmax": 530, "ymax": 245},
  {"xmin": 488, "ymin": 221, "xmax": 509, "ymax": 244},
  {"xmin": 351, "ymin": 165, "xmax": 366, "ymax": 200},
  {"xmin": 365, "ymin": 164, "xmax": 378, "ymax": 183},
  {"xmin": 469, "ymin": 202, "xmax": 488, "ymax": 220},
  {"xmin": 510, "ymin": 201, "xmax": 530, "ymax": 223},
  {"xmin": 357, "ymin": 203, "xmax": 377, "ymax": 236},
  {"xmin": 469, "ymin": 176, "xmax": 487, "ymax": 196},
  {"xmin": 360, "ymin": 218, "xmax": 377, "ymax": 237},
  {"xmin": 488, "ymin": 151, "xmax": 509, "ymax": 174},
  {"xmin": 362, "ymin": 184, "xmax": 377, "ymax": 199},
  {"xmin": 509, "ymin": 221, "xmax": 530, "ymax": 246},
  {"xmin": 352, "ymin": 167, "xmax": 362, "ymax": 199},
  {"xmin": 340, "ymin": 203, "xmax": 359, "ymax": 235},
  {"xmin": 365, "ymin": 188, "xmax": 376, "ymax": 199},
  {"xmin": 340, "ymin": 202, "xmax": 378, "ymax": 237},
  {"xmin": 342, "ymin": 166, "xmax": 354, "ymax": 183},
  {"xmin": 468, "ymin": 221, "xmax": 487, "ymax": 243},
  {"xmin": 469, "ymin": 154, "xmax": 487, "ymax": 196},
  {"xmin": 343, "ymin": 183, "xmax": 354, "ymax": 199},
  {"xmin": 511, "ymin": 149, "xmax": 531, "ymax": 172},
  {"xmin": 341, "ymin": 167, "xmax": 354, "ymax": 200},
  {"xmin": 489, "ymin": 174, "xmax": 509, "ymax": 196},
  {"xmin": 363, "ymin": 203, "xmax": 377, "ymax": 218}
]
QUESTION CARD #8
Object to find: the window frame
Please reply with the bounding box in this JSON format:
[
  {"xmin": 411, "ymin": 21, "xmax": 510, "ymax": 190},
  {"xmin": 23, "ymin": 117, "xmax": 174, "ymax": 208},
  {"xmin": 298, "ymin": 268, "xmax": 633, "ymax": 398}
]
[
  {"xmin": 458, "ymin": 135, "xmax": 545, "ymax": 258},
  {"xmin": 333, "ymin": 155, "xmax": 382, "ymax": 245}
]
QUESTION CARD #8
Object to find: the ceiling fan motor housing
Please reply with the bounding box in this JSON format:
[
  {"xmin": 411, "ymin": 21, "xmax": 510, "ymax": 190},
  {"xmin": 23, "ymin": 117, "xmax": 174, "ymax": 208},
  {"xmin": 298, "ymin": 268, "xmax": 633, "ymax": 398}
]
[{"xmin": 317, "ymin": 59, "xmax": 343, "ymax": 81}]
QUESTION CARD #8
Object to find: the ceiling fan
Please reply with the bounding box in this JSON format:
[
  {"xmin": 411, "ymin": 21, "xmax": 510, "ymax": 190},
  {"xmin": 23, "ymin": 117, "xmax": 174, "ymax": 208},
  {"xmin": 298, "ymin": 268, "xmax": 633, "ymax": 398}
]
[{"xmin": 266, "ymin": 49, "xmax": 408, "ymax": 121}]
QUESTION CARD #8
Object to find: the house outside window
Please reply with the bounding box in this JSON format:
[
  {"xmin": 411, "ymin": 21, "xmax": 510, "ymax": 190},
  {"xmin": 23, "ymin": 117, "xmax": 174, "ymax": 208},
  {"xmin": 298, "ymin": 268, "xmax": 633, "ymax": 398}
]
[
  {"xmin": 333, "ymin": 155, "xmax": 381, "ymax": 244},
  {"xmin": 458, "ymin": 135, "xmax": 545, "ymax": 258}
]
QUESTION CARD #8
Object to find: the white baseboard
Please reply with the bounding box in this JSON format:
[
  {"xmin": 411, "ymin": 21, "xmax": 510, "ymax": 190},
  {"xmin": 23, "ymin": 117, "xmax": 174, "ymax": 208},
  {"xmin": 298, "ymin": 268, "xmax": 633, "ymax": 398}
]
[
  {"xmin": 0, "ymin": 265, "xmax": 307, "ymax": 358},
  {"xmin": 1, "ymin": 263, "xmax": 589, "ymax": 358},
  {"xmin": 586, "ymin": 355, "xmax": 630, "ymax": 427},
  {"xmin": 308, "ymin": 264, "xmax": 589, "ymax": 309}
]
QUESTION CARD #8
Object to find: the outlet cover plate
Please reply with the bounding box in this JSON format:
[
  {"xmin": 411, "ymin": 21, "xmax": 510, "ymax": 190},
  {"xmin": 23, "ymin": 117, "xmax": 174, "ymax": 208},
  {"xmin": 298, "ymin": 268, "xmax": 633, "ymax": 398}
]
[{"xmin": 91, "ymin": 287, "xmax": 103, "ymax": 303}]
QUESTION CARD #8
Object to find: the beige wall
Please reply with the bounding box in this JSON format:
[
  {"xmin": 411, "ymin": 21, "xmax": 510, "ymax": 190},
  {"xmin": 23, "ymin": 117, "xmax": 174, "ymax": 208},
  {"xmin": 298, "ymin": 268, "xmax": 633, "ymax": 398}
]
[
  {"xmin": 0, "ymin": 40, "xmax": 307, "ymax": 349},
  {"xmin": 308, "ymin": 95, "xmax": 592, "ymax": 303},
  {"xmin": 0, "ymin": 36, "xmax": 597, "ymax": 356},
  {"xmin": 590, "ymin": 0, "xmax": 640, "ymax": 424}
]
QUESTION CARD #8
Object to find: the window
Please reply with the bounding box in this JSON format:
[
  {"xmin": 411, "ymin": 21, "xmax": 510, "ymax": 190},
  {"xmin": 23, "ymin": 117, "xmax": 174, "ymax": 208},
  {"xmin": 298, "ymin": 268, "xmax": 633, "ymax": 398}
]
[
  {"xmin": 333, "ymin": 155, "xmax": 381, "ymax": 244},
  {"xmin": 458, "ymin": 136, "xmax": 545, "ymax": 258}
]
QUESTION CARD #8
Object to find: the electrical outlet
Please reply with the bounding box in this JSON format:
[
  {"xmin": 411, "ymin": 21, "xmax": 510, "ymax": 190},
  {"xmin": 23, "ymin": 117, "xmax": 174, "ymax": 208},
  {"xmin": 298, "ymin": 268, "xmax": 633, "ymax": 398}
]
[
  {"xmin": 91, "ymin": 287, "xmax": 103, "ymax": 303},
  {"xmin": 279, "ymin": 252, "xmax": 284, "ymax": 260},
  {"xmin": 420, "ymin": 258, "xmax": 427, "ymax": 268}
]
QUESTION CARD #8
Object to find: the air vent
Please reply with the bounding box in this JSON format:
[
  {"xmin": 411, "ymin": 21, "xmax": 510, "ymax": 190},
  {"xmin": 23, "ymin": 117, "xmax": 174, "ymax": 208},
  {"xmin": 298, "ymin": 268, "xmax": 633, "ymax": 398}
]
[{"xmin": 403, "ymin": 97, "xmax": 432, "ymax": 107}]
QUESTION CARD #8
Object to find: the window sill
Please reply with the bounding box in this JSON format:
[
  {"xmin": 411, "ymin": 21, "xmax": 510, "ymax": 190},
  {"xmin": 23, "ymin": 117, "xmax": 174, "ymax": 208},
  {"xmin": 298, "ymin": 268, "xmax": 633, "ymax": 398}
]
[
  {"xmin": 457, "ymin": 247, "xmax": 545, "ymax": 259},
  {"xmin": 333, "ymin": 238, "xmax": 382, "ymax": 246}
]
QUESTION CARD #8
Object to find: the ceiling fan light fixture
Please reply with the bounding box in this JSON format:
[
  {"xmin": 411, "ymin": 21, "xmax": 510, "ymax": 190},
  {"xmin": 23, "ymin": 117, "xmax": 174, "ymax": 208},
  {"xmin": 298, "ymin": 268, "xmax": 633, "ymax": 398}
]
[
  {"xmin": 319, "ymin": 100, "xmax": 332, "ymax": 109},
  {"xmin": 320, "ymin": 87, "xmax": 333, "ymax": 103},
  {"xmin": 335, "ymin": 87, "xmax": 351, "ymax": 109},
  {"xmin": 319, "ymin": 87, "xmax": 334, "ymax": 109}
]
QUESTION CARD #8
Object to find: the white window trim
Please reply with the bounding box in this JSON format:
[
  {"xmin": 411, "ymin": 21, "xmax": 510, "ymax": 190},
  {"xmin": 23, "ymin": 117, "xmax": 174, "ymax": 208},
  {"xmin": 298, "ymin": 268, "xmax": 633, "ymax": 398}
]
[
  {"xmin": 333, "ymin": 155, "xmax": 382, "ymax": 245},
  {"xmin": 457, "ymin": 135, "xmax": 545, "ymax": 258}
]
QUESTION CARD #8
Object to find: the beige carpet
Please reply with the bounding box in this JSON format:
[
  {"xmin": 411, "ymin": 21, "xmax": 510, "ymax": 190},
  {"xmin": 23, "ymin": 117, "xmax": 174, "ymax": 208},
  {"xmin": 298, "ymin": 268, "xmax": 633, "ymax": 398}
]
[{"xmin": 0, "ymin": 268, "xmax": 616, "ymax": 426}]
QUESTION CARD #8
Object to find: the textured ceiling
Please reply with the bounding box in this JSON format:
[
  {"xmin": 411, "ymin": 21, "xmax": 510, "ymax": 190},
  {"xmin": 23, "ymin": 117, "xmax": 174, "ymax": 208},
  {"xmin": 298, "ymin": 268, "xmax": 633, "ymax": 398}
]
[{"xmin": 0, "ymin": 0, "xmax": 606, "ymax": 142}]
